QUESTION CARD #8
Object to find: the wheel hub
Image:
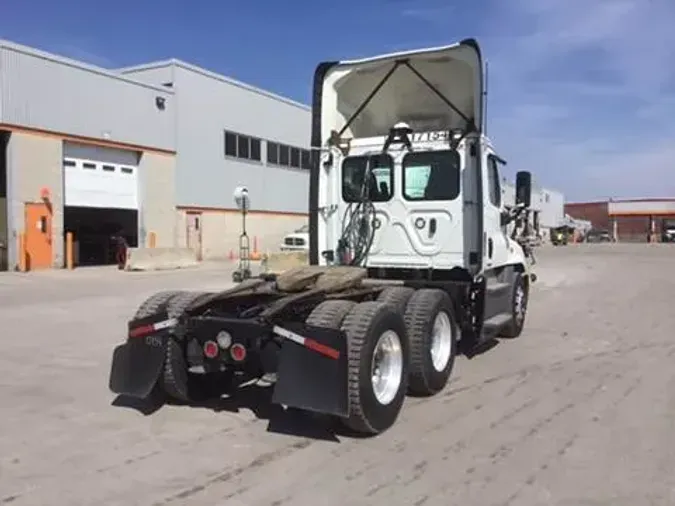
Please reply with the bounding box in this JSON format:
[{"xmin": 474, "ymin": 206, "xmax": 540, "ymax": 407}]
[
  {"xmin": 371, "ymin": 330, "xmax": 403, "ymax": 405},
  {"xmin": 430, "ymin": 311, "xmax": 453, "ymax": 372}
]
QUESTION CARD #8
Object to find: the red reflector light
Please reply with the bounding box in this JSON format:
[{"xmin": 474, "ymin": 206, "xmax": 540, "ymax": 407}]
[
  {"xmin": 203, "ymin": 341, "xmax": 219, "ymax": 359},
  {"xmin": 305, "ymin": 338, "xmax": 340, "ymax": 360},
  {"xmin": 230, "ymin": 343, "xmax": 247, "ymax": 362},
  {"xmin": 129, "ymin": 324, "xmax": 155, "ymax": 338}
]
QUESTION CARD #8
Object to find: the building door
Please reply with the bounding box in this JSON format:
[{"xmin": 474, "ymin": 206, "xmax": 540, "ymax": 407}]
[
  {"xmin": 24, "ymin": 202, "xmax": 52, "ymax": 270},
  {"xmin": 186, "ymin": 212, "xmax": 203, "ymax": 261}
]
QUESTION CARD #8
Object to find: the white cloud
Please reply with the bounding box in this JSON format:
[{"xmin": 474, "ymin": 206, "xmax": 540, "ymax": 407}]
[{"xmin": 478, "ymin": 0, "xmax": 675, "ymax": 200}]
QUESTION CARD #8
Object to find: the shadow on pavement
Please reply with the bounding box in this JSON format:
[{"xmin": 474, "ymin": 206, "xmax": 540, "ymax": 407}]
[{"xmin": 112, "ymin": 381, "xmax": 341, "ymax": 443}]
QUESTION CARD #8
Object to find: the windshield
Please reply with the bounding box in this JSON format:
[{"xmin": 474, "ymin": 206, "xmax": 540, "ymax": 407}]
[
  {"xmin": 402, "ymin": 150, "xmax": 460, "ymax": 201},
  {"xmin": 341, "ymin": 154, "xmax": 394, "ymax": 203}
]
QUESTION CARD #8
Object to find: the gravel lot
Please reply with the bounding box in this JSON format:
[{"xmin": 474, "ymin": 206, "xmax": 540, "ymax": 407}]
[{"xmin": 1, "ymin": 244, "xmax": 674, "ymax": 506}]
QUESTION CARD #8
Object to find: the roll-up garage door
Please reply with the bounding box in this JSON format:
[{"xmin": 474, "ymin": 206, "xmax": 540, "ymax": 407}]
[{"xmin": 63, "ymin": 142, "xmax": 140, "ymax": 210}]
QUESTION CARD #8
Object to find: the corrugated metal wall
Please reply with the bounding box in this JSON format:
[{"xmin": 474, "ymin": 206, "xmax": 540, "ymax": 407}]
[
  {"xmin": 123, "ymin": 62, "xmax": 311, "ymax": 214},
  {"xmin": 0, "ymin": 42, "xmax": 175, "ymax": 151},
  {"xmin": 119, "ymin": 64, "xmax": 175, "ymax": 88},
  {"xmin": 171, "ymin": 64, "xmax": 310, "ymax": 213}
]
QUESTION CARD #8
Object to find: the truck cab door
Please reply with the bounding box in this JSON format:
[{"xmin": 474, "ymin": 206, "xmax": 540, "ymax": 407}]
[{"xmin": 482, "ymin": 151, "xmax": 508, "ymax": 270}]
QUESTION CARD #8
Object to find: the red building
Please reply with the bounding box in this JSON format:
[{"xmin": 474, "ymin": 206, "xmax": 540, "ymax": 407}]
[{"xmin": 565, "ymin": 199, "xmax": 675, "ymax": 242}]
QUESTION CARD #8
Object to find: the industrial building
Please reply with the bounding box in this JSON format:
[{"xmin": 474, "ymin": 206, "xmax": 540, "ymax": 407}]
[
  {"xmin": 0, "ymin": 39, "xmax": 309, "ymax": 271},
  {"xmin": 566, "ymin": 199, "xmax": 675, "ymax": 242}
]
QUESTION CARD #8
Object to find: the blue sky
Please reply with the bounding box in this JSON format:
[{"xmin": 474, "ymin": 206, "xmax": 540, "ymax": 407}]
[{"xmin": 2, "ymin": 0, "xmax": 675, "ymax": 201}]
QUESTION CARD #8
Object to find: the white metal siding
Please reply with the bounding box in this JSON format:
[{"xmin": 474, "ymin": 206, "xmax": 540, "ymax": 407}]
[
  {"xmin": 165, "ymin": 64, "xmax": 310, "ymax": 213},
  {"xmin": 0, "ymin": 42, "xmax": 175, "ymax": 151}
]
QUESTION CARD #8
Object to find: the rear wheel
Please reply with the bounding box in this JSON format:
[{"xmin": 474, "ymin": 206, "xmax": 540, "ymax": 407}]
[
  {"xmin": 139, "ymin": 291, "xmax": 216, "ymax": 403},
  {"xmin": 340, "ymin": 301, "xmax": 409, "ymax": 435},
  {"xmin": 377, "ymin": 286, "xmax": 415, "ymax": 314},
  {"xmin": 404, "ymin": 289, "xmax": 458, "ymax": 396},
  {"xmin": 133, "ymin": 291, "xmax": 183, "ymax": 319},
  {"xmin": 305, "ymin": 299, "xmax": 357, "ymax": 329}
]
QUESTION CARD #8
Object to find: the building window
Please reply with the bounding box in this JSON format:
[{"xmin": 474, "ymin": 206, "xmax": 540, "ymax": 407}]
[
  {"xmin": 237, "ymin": 135, "xmax": 250, "ymax": 159},
  {"xmin": 83, "ymin": 162, "xmax": 96, "ymax": 170},
  {"xmin": 251, "ymin": 138, "xmax": 261, "ymax": 161},
  {"xmin": 267, "ymin": 142, "xmax": 279, "ymax": 164},
  {"xmin": 290, "ymin": 147, "xmax": 300, "ymax": 168},
  {"xmin": 225, "ymin": 132, "xmax": 237, "ymax": 157},
  {"xmin": 301, "ymin": 149, "xmax": 311, "ymax": 170},
  {"xmin": 265, "ymin": 141, "xmax": 312, "ymax": 170},
  {"xmin": 279, "ymin": 144, "xmax": 290, "ymax": 166},
  {"xmin": 224, "ymin": 130, "xmax": 262, "ymax": 162},
  {"xmin": 102, "ymin": 164, "xmax": 115, "ymax": 172}
]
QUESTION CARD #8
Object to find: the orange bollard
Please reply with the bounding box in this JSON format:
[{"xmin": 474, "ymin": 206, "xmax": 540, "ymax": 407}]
[
  {"xmin": 148, "ymin": 231, "xmax": 157, "ymax": 248},
  {"xmin": 18, "ymin": 232, "xmax": 26, "ymax": 272},
  {"xmin": 66, "ymin": 232, "xmax": 74, "ymax": 270}
]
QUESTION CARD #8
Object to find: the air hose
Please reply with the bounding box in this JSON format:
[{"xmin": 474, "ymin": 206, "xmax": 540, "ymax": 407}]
[{"xmin": 337, "ymin": 156, "xmax": 377, "ymax": 266}]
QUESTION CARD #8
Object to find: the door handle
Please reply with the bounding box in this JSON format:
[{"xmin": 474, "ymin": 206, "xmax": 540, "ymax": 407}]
[
  {"xmin": 429, "ymin": 218, "xmax": 437, "ymax": 235},
  {"xmin": 488, "ymin": 237, "xmax": 493, "ymax": 258}
]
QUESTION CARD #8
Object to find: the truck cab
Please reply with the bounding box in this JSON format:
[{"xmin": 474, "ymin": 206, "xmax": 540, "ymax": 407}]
[{"xmin": 308, "ymin": 40, "xmax": 531, "ymax": 281}]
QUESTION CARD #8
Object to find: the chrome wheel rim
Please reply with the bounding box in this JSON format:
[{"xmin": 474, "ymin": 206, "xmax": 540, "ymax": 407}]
[
  {"xmin": 370, "ymin": 330, "xmax": 403, "ymax": 405},
  {"xmin": 431, "ymin": 311, "xmax": 453, "ymax": 372}
]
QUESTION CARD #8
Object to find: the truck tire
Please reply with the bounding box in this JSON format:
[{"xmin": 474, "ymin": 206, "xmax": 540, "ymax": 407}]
[
  {"xmin": 133, "ymin": 291, "xmax": 183, "ymax": 319},
  {"xmin": 340, "ymin": 301, "xmax": 409, "ymax": 435},
  {"xmin": 377, "ymin": 286, "xmax": 415, "ymax": 314},
  {"xmin": 160, "ymin": 291, "xmax": 216, "ymax": 403},
  {"xmin": 404, "ymin": 288, "xmax": 458, "ymax": 396},
  {"xmin": 500, "ymin": 274, "xmax": 528, "ymax": 338},
  {"xmin": 305, "ymin": 299, "xmax": 357, "ymax": 329}
]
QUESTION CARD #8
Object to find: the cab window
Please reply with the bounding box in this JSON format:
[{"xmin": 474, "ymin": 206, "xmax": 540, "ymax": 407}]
[
  {"xmin": 341, "ymin": 154, "xmax": 394, "ymax": 202},
  {"xmin": 487, "ymin": 155, "xmax": 502, "ymax": 208},
  {"xmin": 402, "ymin": 150, "xmax": 460, "ymax": 201}
]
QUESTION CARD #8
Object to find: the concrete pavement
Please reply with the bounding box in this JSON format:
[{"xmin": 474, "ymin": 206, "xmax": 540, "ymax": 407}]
[{"xmin": 1, "ymin": 244, "xmax": 674, "ymax": 505}]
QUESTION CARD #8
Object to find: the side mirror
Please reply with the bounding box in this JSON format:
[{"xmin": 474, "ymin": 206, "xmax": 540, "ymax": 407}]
[{"xmin": 515, "ymin": 171, "xmax": 532, "ymax": 207}]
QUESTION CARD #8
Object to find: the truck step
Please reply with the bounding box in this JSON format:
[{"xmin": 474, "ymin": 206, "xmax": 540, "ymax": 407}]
[{"xmin": 482, "ymin": 312, "xmax": 512, "ymax": 338}]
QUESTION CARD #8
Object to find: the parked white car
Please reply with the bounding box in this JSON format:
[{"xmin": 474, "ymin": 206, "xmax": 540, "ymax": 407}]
[{"xmin": 280, "ymin": 224, "xmax": 309, "ymax": 252}]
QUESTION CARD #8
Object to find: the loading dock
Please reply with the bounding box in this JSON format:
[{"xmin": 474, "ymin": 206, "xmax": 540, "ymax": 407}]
[{"xmin": 62, "ymin": 143, "xmax": 141, "ymax": 266}]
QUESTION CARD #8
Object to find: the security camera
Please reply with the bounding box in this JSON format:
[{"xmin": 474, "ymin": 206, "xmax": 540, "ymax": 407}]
[{"xmin": 233, "ymin": 186, "xmax": 250, "ymax": 210}]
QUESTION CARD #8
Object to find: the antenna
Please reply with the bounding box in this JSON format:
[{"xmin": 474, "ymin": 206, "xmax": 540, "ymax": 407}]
[{"xmin": 483, "ymin": 60, "xmax": 489, "ymax": 135}]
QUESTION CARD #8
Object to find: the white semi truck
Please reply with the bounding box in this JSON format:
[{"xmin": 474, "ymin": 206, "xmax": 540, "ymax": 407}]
[{"xmin": 109, "ymin": 39, "xmax": 536, "ymax": 436}]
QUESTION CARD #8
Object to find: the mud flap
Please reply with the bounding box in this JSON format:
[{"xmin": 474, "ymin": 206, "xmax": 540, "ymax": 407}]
[
  {"xmin": 109, "ymin": 313, "xmax": 173, "ymax": 399},
  {"xmin": 272, "ymin": 323, "xmax": 348, "ymax": 417}
]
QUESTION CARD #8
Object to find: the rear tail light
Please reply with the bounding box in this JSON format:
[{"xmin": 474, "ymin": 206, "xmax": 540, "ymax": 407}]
[
  {"xmin": 203, "ymin": 340, "xmax": 219, "ymax": 359},
  {"xmin": 230, "ymin": 343, "xmax": 247, "ymax": 362}
]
